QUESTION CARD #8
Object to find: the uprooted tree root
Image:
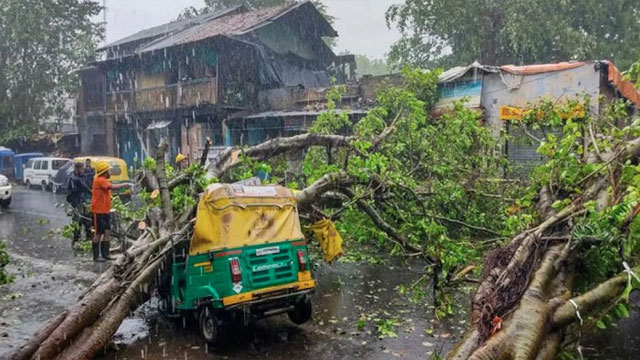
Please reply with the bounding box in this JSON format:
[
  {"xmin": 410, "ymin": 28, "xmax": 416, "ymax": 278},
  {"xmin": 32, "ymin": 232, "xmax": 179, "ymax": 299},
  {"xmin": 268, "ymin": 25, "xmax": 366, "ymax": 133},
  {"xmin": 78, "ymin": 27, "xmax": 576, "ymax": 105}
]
[{"xmin": 447, "ymin": 138, "xmax": 640, "ymax": 360}]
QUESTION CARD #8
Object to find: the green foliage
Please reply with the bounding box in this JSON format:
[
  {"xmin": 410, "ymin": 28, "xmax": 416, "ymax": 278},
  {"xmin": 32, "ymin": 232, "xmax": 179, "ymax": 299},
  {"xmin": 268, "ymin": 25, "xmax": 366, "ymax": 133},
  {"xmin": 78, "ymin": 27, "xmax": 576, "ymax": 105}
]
[
  {"xmin": 171, "ymin": 185, "xmax": 197, "ymax": 212},
  {"xmin": 0, "ymin": 0, "xmax": 102, "ymax": 144},
  {"xmin": 0, "ymin": 241, "xmax": 13, "ymax": 285},
  {"xmin": 60, "ymin": 223, "xmax": 80, "ymax": 240},
  {"xmin": 627, "ymin": 58, "xmax": 640, "ymax": 87},
  {"xmin": 73, "ymin": 240, "xmax": 92, "ymax": 252},
  {"xmin": 224, "ymin": 151, "xmax": 274, "ymax": 183},
  {"xmin": 386, "ymin": 0, "xmax": 640, "ymax": 69},
  {"xmin": 297, "ymin": 67, "xmax": 511, "ymax": 312},
  {"xmin": 375, "ymin": 318, "xmax": 400, "ymax": 338},
  {"xmin": 186, "ymin": 163, "xmax": 219, "ymax": 189},
  {"xmin": 142, "ymin": 157, "xmax": 157, "ymax": 172},
  {"xmin": 112, "ymin": 195, "xmax": 150, "ymax": 224},
  {"xmin": 310, "ymin": 81, "xmax": 351, "ymax": 135}
]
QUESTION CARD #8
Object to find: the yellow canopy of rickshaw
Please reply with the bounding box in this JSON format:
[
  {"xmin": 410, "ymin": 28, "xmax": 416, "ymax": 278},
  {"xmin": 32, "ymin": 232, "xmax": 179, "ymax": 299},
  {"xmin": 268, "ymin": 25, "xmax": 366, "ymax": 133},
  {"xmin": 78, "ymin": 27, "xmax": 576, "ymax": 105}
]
[{"xmin": 190, "ymin": 184, "xmax": 304, "ymax": 255}]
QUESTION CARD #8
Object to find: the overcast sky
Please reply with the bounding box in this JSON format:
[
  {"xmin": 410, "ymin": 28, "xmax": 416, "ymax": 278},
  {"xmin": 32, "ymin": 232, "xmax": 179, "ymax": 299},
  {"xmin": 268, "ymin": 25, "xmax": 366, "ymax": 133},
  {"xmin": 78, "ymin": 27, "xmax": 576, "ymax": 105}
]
[{"xmin": 102, "ymin": 0, "xmax": 402, "ymax": 59}]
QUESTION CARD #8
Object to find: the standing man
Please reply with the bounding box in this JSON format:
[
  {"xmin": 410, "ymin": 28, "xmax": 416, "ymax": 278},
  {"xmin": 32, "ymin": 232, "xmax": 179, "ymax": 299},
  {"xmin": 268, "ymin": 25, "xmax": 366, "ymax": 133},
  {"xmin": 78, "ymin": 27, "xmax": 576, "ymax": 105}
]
[
  {"xmin": 83, "ymin": 158, "xmax": 95, "ymax": 189},
  {"xmin": 90, "ymin": 161, "xmax": 131, "ymax": 262},
  {"xmin": 67, "ymin": 162, "xmax": 92, "ymax": 243}
]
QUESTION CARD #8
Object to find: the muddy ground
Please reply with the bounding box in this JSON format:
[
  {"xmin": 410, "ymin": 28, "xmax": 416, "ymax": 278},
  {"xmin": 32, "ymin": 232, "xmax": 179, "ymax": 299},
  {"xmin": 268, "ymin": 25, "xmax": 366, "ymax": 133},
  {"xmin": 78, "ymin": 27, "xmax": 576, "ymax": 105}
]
[{"xmin": 0, "ymin": 187, "xmax": 638, "ymax": 359}]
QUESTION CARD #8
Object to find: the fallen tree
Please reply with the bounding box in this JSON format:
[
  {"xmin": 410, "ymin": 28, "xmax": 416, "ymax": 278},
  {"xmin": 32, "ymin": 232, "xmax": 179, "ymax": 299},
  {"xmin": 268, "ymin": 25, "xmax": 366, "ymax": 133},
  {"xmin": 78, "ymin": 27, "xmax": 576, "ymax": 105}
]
[
  {"xmin": 447, "ymin": 100, "xmax": 640, "ymax": 359},
  {"xmin": 5, "ymin": 69, "xmax": 638, "ymax": 360},
  {"xmin": 4, "ymin": 69, "xmax": 471, "ymax": 360}
]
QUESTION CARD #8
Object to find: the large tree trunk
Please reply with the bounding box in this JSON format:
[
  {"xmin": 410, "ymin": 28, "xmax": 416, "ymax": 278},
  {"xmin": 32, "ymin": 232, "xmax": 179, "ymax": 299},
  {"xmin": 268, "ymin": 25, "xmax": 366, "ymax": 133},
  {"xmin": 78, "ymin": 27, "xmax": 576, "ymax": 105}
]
[
  {"xmin": 446, "ymin": 137, "xmax": 640, "ymax": 360},
  {"xmin": 6, "ymin": 122, "xmax": 637, "ymax": 360},
  {"xmin": 1, "ymin": 134, "xmax": 366, "ymax": 360}
]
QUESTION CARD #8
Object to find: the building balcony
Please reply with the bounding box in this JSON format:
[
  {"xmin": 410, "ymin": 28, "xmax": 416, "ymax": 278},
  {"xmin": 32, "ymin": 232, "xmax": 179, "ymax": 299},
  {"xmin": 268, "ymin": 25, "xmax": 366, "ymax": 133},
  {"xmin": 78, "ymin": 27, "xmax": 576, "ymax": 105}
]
[{"xmin": 100, "ymin": 78, "xmax": 219, "ymax": 114}]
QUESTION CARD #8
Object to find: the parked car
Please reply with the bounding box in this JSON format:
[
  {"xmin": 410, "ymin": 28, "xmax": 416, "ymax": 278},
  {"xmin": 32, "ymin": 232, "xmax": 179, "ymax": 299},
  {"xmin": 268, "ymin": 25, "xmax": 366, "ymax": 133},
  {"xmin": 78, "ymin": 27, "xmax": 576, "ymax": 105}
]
[
  {"xmin": 23, "ymin": 157, "xmax": 72, "ymax": 191},
  {"xmin": 0, "ymin": 174, "xmax": 11, "ymax": 208},
  {"xmin": 13, "ymin": 152, "xmax": 43, "ymax": 183}
]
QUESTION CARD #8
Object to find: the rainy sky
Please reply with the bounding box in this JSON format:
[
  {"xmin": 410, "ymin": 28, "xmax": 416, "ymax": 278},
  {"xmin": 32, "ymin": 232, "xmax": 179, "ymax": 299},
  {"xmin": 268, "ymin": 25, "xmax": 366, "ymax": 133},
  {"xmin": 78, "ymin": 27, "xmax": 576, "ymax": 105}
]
[{"xmin": 102, "ymin": 0, "xmax": 402, "ymax": 59}]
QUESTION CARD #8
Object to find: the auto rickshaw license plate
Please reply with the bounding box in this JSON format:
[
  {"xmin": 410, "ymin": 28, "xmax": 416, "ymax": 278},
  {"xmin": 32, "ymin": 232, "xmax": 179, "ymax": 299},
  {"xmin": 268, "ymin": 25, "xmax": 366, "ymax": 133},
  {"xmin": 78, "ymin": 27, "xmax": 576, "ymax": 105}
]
[{"xmin": 256, "ymin": 246, "xmax": 280, "ymax": 256}]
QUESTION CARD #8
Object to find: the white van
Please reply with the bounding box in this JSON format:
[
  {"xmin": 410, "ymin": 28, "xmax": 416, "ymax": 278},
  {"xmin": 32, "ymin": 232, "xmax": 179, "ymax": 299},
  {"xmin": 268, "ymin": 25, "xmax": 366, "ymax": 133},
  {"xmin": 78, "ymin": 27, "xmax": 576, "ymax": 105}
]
[{"xmin": 24, "ymin": 157, "xmax": 71, "ymax": 191}]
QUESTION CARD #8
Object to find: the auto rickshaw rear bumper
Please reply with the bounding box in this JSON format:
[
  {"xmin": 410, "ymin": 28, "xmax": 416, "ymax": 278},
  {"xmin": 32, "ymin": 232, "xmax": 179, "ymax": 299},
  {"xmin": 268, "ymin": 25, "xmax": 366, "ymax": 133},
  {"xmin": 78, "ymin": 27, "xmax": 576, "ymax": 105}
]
[{"xmin": 222, "ymin": 279, "xmax": 315, "ymax": 308}]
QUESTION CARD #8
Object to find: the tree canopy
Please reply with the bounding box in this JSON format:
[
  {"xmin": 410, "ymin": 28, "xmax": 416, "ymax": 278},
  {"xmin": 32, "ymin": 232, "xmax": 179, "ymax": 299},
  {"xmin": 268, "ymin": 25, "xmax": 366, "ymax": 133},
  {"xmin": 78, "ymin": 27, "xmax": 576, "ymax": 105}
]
[
  {"xmin": 0, "ymin": 0, "xmax": 102, "ymax": 144},
  {"xmin": 386, "ymin": 0, "xmax": 640, "ymax": 69}
]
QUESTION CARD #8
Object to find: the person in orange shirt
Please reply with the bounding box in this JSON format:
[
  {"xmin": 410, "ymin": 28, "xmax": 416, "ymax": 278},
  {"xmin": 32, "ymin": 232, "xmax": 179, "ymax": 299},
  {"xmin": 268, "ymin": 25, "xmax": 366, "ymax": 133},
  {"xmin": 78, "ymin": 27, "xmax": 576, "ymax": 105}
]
[{"xmin": 91, "ymin": 161, "xmax": 132, "ymax": 262}]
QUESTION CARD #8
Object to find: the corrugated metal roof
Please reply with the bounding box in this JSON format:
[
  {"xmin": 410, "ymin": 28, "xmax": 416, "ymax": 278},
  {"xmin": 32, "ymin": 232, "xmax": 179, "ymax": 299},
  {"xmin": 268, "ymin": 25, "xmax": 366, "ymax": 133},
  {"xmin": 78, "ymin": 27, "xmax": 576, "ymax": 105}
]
[
  {"xmin": 99, "ymin": 6, "xmax": 245, "ymax": 51},
  {"xmin": 102, "ymin": 1, "xmax": 335, "ymax": 57},
  {"xmin": 440, "ymin": 60, "xmax": 640, "ymax": 107},
  {"xmin": 438, "ymin": 61, "xmax": 499, "ymax": 83}
]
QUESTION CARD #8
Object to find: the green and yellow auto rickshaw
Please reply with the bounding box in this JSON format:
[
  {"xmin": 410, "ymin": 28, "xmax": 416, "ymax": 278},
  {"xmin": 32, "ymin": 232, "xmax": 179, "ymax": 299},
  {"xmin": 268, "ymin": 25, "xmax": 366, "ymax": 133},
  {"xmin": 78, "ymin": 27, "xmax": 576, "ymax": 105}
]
[{"xmin": 163, "ymin": 184, "xmax": 316, "ymax": 345}]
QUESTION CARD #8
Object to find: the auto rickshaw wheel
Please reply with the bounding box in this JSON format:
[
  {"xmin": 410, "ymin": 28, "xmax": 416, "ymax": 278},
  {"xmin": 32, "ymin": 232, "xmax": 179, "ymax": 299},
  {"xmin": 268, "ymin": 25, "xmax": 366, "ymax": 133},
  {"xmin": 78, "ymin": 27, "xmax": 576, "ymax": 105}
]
[
  {"xmin": 199, "ymin": 306, "xmax": 219, "ymax": 346},
  {"xmin": 288, "ymin": 295, "xmax": 312, "ymax": 325}
]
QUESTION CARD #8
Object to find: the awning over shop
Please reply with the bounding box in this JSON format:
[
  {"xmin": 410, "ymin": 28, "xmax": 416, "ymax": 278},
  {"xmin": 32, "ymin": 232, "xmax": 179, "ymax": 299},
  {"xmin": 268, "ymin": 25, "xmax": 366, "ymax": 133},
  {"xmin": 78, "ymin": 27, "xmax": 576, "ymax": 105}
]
[{"xmin": 438, "ymin": 61, "xmax": 498, "ymax": 83}]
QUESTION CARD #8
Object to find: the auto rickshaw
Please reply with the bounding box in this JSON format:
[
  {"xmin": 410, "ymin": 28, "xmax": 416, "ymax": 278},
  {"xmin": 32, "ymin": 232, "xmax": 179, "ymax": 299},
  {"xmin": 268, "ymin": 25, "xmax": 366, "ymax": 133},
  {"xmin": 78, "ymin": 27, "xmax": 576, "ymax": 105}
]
[{"xmin": 163, "ymin": 183, "xmax": 316, "ymax": 345}]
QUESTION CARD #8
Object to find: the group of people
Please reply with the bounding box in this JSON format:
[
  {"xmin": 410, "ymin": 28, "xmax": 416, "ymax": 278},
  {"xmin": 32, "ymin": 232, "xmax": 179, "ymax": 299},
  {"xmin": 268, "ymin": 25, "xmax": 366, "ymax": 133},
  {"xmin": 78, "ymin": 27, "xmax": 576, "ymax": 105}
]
[
  {"xmin": 67, "ymin": 159, "xmax": 131, "ymax": 262},
  {"xmin": 67, "ymin": 153, "xmax": 189, "ymax": 262}
]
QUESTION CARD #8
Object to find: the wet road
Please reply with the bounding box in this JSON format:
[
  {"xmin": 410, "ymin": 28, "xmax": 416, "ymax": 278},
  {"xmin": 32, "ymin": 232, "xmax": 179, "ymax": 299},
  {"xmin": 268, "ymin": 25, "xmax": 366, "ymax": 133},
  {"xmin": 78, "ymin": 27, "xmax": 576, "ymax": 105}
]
[
  {"xmin": 96, "ymin": 261, "xmax": 469, "ymax": 360},
  {"xmin": 0, "ymin": 187, "xmax": 469, "ymax": 359},
  {"xmin": 0, "ymin": 187, "xmax": 104, "ymax": 352},
  {"xmin": 0, "ymin": 186, "xmax": 639, "ymax": 359}
]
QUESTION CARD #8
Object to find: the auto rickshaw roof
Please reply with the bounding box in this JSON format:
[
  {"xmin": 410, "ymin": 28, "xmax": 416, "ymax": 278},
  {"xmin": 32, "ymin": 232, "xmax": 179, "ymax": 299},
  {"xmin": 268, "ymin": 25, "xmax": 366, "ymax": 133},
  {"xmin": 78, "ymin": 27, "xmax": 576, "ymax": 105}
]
[
  {"xmin": 203, "ymin": 183, "xmax": 298, "ymax": 203},
  {"xmin": 190, "ymin": 184, "xmax": 303, "ymax": 255}
]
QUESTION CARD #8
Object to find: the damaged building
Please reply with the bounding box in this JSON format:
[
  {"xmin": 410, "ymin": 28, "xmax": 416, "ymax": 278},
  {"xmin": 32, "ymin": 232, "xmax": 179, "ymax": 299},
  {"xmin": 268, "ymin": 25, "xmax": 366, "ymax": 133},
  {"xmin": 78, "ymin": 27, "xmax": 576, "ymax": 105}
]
[
  {"xmin": 76, "ymin": 1, "xmax": 356, "ymax": 166},
  {"xmin": 435, "ymin": 61, "xmax": 640, "ymax": 173}
]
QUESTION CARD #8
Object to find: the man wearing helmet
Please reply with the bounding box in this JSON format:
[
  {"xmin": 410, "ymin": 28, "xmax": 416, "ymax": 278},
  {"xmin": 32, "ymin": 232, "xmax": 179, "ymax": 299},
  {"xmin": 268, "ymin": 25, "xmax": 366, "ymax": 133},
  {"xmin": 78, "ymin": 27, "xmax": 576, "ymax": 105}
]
[
  {"xmin": 175, "ymin": 153, "xmax": 189, "ymax": 171},
  {"xmin": 91, "ymin": 161, "xmax": 132, "ymax": 262}
]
